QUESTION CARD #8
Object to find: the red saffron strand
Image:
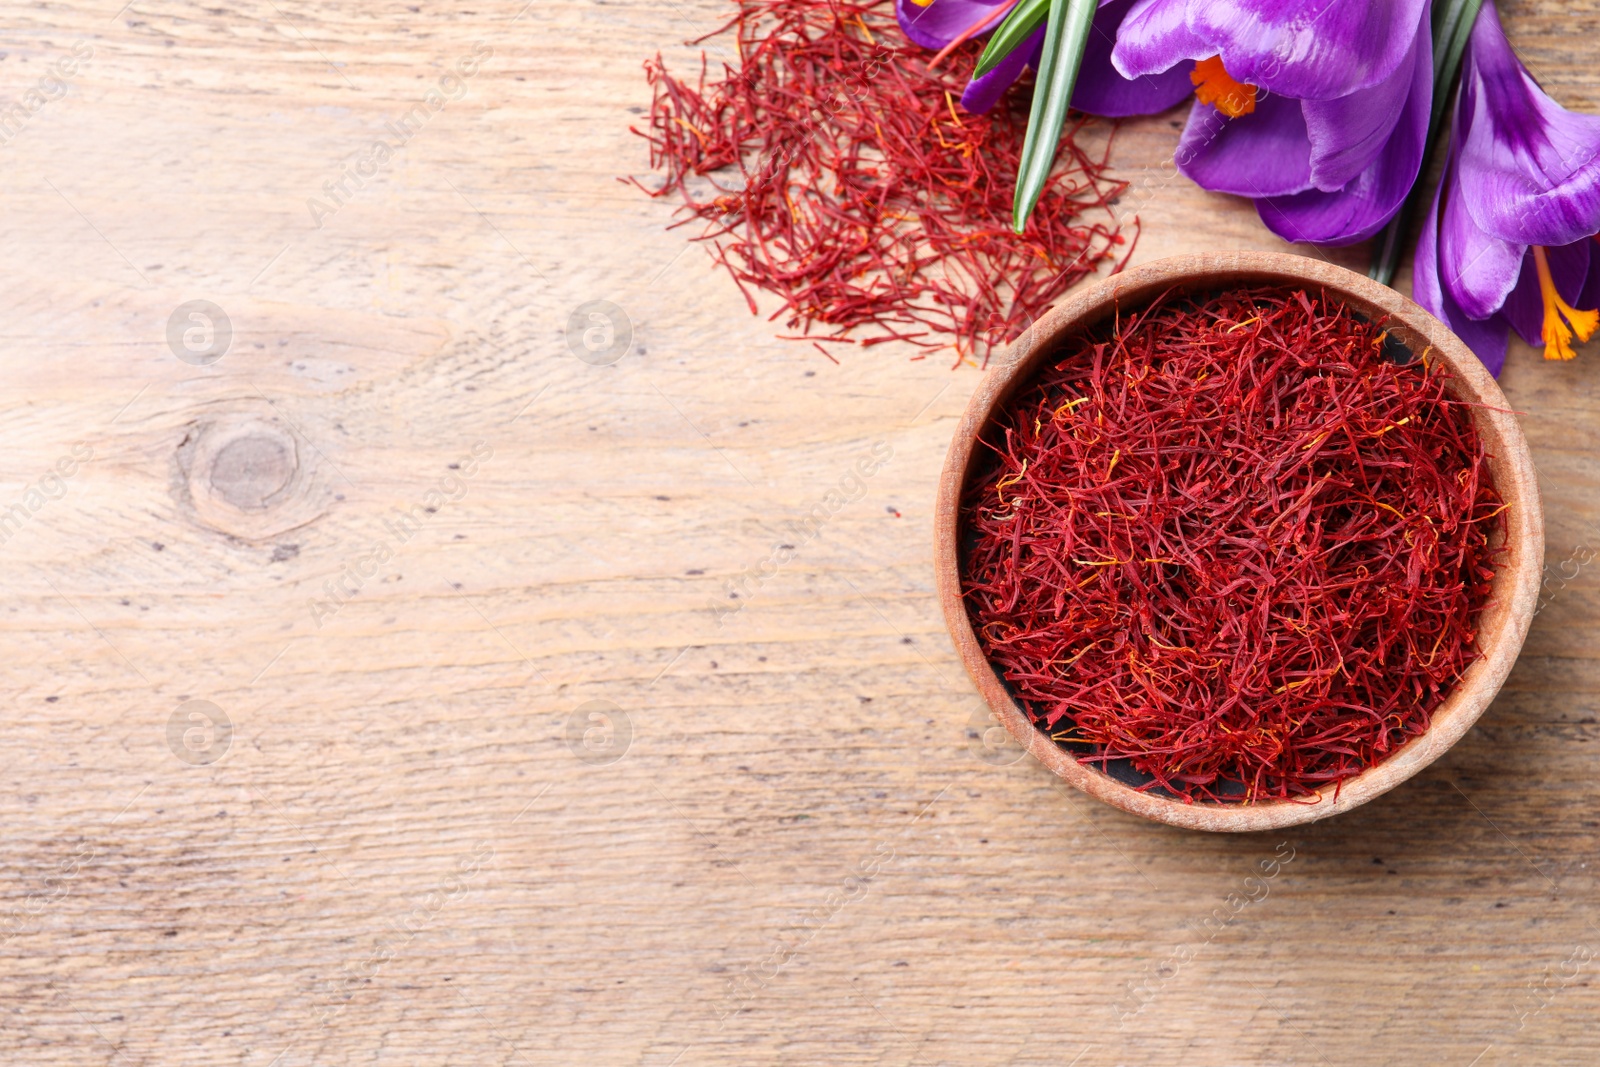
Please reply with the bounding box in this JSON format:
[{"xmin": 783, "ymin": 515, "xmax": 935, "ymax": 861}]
[
  {"xmin": 626, "ymin": 0, "xmax": 1132, "ymax": 367},
  {"xmin": 960, "ymin": 286, "xmax": 1504, "ymax": 804}
]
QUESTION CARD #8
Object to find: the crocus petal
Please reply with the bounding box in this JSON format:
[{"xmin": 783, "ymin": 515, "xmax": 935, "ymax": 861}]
[
  {"xmin": 1073, "ymin": 0, "xmax": 1195, "ymax": 116},
  {"xmin": 1111, "ymin": 0, "xmax": 1210, "ymax": 79},
  {"xmin": 1582, "ymin": 238, "xmax": 1600, "ymax": 313},
  {"xmin": 1175, "ymin": 92, "xmax": 1312, "ymax": 198},
  {"xmin": 897, "ymin": 0, "xmax": 1012, "ymax": 51},
  {"xmin": 1423, "ymin": 72, "xmax": 1525, "ymax": 321},
  {"xmin": 1453, "ymin": 3, "xmax": 1600, "ymax": 248},
  {"xmin": 1414, "ymin": 171, "xmax": 1512, "ymax": 376},
  {"xmin": 1442, "ymin": 306, "xmax": 1512, "ymax": 378},
  {"xmin": 1117, "ymin": 0, "xmax": 1431, "ymax": 98},
  {"xmin": 1439, "ymin": 186, "xmax": 1526, "ymax": 322},
  {"xmin": 1500, "ymin": 239, "xmax": 1592, "ymax": 346},
  {"xmin": 1189, "ymin": 0, "xmax": 1432, "ymax": 100},
  {"xmin": 962, "ymin": 25, "xmax": 1044, "ymax": 112},
  {"xmin": 1299, "ymin": 3, "xmax": 1429, "ymax": 191},
  {"xmin": 1252, "ymin": 17, "xmax": 1429, "ymax": 244}
]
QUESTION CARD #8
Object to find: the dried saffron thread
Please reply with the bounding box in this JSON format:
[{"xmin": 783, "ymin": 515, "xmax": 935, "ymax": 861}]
[
  {"xmin": 960, "ymin": 286, "xmax": 1504, "ymax": 804},
  {"xmin": 626, "ymin": 0, "xmax": 1133, "ymax": 367}
]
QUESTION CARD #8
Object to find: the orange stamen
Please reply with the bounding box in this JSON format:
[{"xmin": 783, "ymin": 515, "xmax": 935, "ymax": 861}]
[
  {"xmin": 1533, "ymin": 245, "xmax": 1598, "ymax": 361},
  {"xmin": 929, "ymin": 0, "xmax": 1023, "ymax": 71},
  {"xmin": 1191, "ymin": 55, "xmax": 1256, "ymax": 118}
]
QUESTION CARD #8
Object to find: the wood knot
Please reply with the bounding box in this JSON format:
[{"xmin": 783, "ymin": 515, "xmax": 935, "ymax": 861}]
[
  {"xmin": 175, "ymin": 410, "xmax": 331, "ymax": 541},
  {"xmin": 210, "ymin": 434, "xmax": 294, "ymax": 510}
]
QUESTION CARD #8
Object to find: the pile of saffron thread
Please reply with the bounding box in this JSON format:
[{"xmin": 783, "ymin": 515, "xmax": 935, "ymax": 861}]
[
  {"xmin": 628, "ymin": 0, "xmax": 1132, "ymax": 366},
  {"xmin": 961, "ymin": 287, "xmax": 1504, "ymax": 803}
]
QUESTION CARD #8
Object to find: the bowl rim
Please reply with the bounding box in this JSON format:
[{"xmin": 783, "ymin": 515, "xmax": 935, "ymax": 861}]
[{"xmin": 934, "ymin": 251, "xmax": 1544, "ymax": 832}]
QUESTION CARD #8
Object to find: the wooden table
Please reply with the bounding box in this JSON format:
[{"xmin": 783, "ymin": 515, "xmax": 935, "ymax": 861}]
[{"xmin": 2, "ymin": 1, "xmax": 1597, "ymax": 1063}]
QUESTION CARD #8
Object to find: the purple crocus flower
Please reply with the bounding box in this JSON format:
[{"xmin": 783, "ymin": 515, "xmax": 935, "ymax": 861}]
[
  {"xmin": 1413, "ymin": 2, "xmax": 1600, "ymax": 373},
  {"xmin": 895, "ymin": 0, "xmax": 1192, "ymax": 117},
  {"xmin": 1111, "ymin": 0, "xmax": 1434, "ymax": 245}
]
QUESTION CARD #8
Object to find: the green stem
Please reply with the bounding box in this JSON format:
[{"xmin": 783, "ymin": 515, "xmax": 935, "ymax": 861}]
[
  {"xmin": 974, "ymin": 0, "xmax": 1050, "ymax": 78},
  {"xmin": 1368, "ymin": 0, "xmax": 1485, "ymax": 287},
  {"xmin": 1012, "ymin": 0, "xmax": 1099, "ymax": 233}
]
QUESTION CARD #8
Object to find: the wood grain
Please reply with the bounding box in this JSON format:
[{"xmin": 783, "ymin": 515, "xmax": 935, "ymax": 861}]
[{"xmin": 0, "ymin": 1, "xmax": 1596, "ymax": 1064}]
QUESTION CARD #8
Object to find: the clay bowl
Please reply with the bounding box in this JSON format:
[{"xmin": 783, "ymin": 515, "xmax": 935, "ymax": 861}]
[{"xmin": 935, "ymin": 251, "xmax": 1543, "ymax": 832}]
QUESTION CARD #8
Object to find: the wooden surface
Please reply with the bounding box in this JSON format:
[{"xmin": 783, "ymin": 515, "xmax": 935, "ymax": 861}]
[{"xmin": 1, "ymin": 1, "xmax": 1598, "ymax": 1064}]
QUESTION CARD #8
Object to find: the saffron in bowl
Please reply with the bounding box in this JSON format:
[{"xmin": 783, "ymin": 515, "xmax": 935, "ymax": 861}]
[{"xmin": 959, "ymin": 283, "xmax": 1504, "ymax": 806}]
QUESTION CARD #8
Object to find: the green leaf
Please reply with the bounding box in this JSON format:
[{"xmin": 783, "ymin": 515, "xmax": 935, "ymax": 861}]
[
  {"xmin": 973, "ymin": 0, "xmax": 1050, "ymax": 79},
  {"xmin": 1427, "ymin": 0, "xmax": 1486, "ymax": 136},
  {"xmin": 1368, "ymin": 0, "xmax": 1485, "ymax": 287},
  {"xmin": 1012, "ymin": 0, "xmax": 1099, "ymax": 233}
]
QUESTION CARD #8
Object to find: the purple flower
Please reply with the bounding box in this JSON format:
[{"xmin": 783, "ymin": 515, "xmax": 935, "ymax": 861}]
[
  {"xmin": 1112, "ymin": 0, "xmax": 1434, "ymax": 245},
  {"xmin": 895, "ymin": 0, "xmax": 1192, "ymax": 116},
  {"xmin": 1116, "ymin": 0, "xmax": 1431, "ymax": 100},
  {"xmin": 1413, "ymin": 3, "xmax": 1600, "ymax": 373}
]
